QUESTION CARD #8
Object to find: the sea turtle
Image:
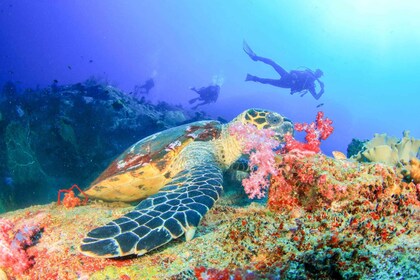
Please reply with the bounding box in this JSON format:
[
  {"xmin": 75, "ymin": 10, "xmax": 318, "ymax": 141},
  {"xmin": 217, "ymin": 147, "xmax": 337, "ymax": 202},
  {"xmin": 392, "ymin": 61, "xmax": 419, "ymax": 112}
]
[{"xmin": 80, "ymin": 108, "xmax": 293, "ymax": 258}]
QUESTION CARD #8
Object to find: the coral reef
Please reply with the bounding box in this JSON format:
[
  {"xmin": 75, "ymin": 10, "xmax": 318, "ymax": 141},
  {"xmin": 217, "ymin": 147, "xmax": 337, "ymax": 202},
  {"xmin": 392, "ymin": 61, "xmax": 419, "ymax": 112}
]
[
  {"xmin": 0, "ymin": 81, "xmax": 208, "ymax": 212},
  {"xmin": 409, "ymin": 157, "xmax": 420, "ymax": 184},
  {"xmin": 283, "ymin": 111, "xmax": 333, "ymax": 154},
  {"xmin": 228, "ymin": 112, "xmax": 333, "ymax": 200},
  {"xmin": 0, "ymin": 91, "xmax": 418, "ymax": 279},
  {"xmin": 0, "ymin": 214, "xmax": 45, "ymax": 274},
  {"xmin": 350, "ymin": 131, "xmax": 420, "ymax": 185},
  {"xmin": 268, "ymin": 153, "xmax": 417, "ymax": 212},
  {"xmin": 0, "ymin": 149, "xmax": 418, "ymax": 279}
]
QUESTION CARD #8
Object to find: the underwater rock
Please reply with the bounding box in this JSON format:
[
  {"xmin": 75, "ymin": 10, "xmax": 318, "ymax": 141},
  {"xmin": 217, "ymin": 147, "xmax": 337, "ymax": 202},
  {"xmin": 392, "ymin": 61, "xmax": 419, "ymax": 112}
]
[
  {"xmin": 161, "ymin": 110, "xmax": 187, "ymax": 128},
  {"xmin": 0, "ymin": 80, "xmax": 208, "ymax": 212}
]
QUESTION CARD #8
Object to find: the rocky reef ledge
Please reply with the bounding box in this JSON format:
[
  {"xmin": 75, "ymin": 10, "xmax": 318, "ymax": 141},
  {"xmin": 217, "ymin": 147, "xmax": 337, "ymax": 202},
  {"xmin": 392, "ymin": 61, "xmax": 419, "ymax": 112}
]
[{"xmin": 0, "ymin": 80, "xmax": 209, "ymax": 212}]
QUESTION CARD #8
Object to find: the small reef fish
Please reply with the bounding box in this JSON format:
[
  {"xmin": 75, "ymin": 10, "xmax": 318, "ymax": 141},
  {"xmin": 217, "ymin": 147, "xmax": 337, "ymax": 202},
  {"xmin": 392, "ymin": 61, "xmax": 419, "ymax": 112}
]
[{"xmin": 316, "ymin": 103, "xmax": 324, "ymax": 108}]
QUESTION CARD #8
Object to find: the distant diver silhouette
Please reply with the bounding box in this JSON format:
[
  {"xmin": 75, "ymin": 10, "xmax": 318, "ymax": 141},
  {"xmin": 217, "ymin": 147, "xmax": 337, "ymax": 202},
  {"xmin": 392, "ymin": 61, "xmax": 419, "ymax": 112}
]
[
  {"xmin": 244, "ymin": 41, "xmax": 325, "ymax": 100},
  {"xmin": 189, "ymin": 85, "xmax": 220, "ymax": 110},
  {"xmin": 134, "ymin": 78, "xmax": 155, "ymax": 95}
]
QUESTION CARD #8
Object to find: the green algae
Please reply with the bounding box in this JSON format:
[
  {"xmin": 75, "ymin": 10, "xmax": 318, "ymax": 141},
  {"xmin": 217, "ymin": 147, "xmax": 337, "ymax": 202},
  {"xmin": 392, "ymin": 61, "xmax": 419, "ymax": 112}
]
[{"xmin": 89, "ymin": 264, "xmax": 161, "ymax": 280}]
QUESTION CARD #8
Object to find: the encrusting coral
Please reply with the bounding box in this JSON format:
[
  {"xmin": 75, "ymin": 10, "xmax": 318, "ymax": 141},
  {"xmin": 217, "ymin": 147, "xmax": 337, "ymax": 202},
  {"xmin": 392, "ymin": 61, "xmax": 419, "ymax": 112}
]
[
  {"xmin": 268, "ymin": 153, "xmax": 418, "ymax": 212},
  {"xmin": 0, "ymin": 213, "xmax": 46, "ymax": 274}
]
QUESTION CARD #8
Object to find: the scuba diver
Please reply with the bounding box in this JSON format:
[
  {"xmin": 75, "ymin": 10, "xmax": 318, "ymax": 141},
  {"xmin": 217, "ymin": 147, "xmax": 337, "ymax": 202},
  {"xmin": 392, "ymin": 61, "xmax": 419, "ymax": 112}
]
[
  {"xmin": 134, "ymin": 78, "xmax": 155, "ymax": 95},
  {"xmin": 189, "ymin": 84, "xmax": 220, "ymax": 110},
  {"xmin": 243, "ymin": 41, "xmax": 325, "ymax": 100}
]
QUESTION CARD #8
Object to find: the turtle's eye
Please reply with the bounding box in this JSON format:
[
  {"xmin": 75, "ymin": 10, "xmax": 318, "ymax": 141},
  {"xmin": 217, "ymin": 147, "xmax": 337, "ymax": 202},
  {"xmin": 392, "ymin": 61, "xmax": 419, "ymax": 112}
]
[{"xmin": 267, "ymin": 113, "xmax": 281, "ymax": 125}]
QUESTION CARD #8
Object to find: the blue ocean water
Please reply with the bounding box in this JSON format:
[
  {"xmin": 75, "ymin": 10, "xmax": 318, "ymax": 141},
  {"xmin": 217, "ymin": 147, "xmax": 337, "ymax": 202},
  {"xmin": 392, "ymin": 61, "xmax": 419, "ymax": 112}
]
[
  {"xmin": 1, "ymin": 0, "xmax": 419, "ymax": 156},
  {"xmin": 0, "ymin": 2, "xmax": 419, "ymax": 278}
]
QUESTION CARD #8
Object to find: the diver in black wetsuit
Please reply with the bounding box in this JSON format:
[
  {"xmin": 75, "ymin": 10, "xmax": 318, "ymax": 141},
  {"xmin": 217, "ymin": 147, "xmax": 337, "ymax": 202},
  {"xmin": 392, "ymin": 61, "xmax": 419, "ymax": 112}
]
[
  {"xmin": 189, "ymin": 84, "xmax": 220, "ymax": 109},
  {"xmin": 134, "ymin": 78, "xmax": 155, "ymax": 95},
  {"xmin": 244, "ymin": 41, "xmax": 325, "ymax": 100}
]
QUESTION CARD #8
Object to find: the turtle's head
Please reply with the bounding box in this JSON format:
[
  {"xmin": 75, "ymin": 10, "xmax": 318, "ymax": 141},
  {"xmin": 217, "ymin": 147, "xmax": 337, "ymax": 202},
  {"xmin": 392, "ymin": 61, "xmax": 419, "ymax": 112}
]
[{"xmin": 233, "ymin": 108, "xmax": 294, "ymax": 143}]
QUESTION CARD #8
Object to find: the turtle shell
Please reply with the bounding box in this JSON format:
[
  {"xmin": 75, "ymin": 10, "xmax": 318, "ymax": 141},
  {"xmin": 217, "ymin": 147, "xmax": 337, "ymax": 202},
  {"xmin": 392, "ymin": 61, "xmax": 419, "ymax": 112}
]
[{"xmin": 84, "ymin": 120, "xmax": 222, "ymax": 202}]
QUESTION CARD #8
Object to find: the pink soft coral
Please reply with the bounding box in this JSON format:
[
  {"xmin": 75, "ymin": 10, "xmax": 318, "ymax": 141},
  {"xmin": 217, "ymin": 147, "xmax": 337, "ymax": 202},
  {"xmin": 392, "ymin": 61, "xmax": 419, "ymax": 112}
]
[
  {"xmin": 283, "ymin": 111, "xmax": 333, "ymax": 154},
  {"xmin": 229, "ymin": 122, "xmax": 280, "ymax": 199}
]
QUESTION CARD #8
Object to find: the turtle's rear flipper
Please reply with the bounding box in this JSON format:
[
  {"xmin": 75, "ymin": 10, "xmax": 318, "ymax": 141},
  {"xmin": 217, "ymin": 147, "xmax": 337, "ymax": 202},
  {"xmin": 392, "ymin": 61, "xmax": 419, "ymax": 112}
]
[{"xmin": 80, "ymin": 161, "xmax": 223, "ymax": 258}]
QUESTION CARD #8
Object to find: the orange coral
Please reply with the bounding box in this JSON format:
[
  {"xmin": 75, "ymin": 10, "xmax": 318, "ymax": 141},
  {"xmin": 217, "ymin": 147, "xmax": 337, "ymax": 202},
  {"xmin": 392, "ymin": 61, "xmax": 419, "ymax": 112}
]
[
  {"xmin": 61, "ymin": 191, "xmax": 82, "ymax": 208},
  {"xmin": 57, "ymin": 184, "xmax": 88, "ymax": 208},
  {"xmin": 409, "ymin": 158, "xmax": 420, "ymax": 184}
]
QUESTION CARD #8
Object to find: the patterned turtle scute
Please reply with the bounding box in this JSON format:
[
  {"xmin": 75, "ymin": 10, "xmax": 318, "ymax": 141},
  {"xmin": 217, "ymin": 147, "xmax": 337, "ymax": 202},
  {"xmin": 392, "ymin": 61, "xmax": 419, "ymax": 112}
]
[
  {"xmin": 93, "ymin": 120, "xmax": 220, "ymax": 184},
  {"xmin": 186, "ymin": 122, "xmax": 221, "ymax": 141}
]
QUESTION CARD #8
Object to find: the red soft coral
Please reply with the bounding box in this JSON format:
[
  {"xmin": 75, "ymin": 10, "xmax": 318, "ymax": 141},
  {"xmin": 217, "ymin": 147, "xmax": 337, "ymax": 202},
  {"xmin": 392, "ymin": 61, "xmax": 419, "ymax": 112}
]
[{"xmin": 283, "ymin": 111, "xmax": 333, "ymax": 154}]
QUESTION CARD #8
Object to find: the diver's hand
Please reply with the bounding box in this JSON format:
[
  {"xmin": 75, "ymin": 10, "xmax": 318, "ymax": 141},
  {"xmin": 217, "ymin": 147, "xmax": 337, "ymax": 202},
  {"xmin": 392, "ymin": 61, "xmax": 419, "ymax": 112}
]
[{"xmin": 300, "ymin": 91, "xmax": 308, "ymax": 97}]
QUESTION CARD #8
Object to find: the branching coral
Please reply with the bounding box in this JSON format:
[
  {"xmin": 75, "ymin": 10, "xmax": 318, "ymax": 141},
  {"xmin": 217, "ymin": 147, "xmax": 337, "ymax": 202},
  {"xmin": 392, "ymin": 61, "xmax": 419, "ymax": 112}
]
[
  {"xmin": 229, "ymin": 122, "xmax": 280, "ymax": 199},
  {"xmin": 283, "ymin": 111, "xmax": 333, "ymax": 154}
]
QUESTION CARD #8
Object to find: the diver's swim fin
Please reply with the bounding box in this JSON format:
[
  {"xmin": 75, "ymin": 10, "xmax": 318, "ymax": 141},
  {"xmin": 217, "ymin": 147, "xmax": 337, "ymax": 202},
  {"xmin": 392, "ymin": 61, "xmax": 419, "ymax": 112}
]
[
  {"xmin": 245, "ymin": 74, "xmax": 256, "ymax": 82},
  {"xmin": 243, "ymin": 40, "xmax": 258, "ymax": 61},
  {"xmin": 189, "ymin": 97, "xmax": 199, "ymax": 104}
]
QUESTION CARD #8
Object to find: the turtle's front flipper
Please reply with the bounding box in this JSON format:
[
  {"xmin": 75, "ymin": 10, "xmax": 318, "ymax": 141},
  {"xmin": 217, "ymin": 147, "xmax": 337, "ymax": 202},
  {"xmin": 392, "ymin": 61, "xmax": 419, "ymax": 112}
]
[{"xmin": 80, "ymin": 161, "xmax": 223, "ymax": 258}]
